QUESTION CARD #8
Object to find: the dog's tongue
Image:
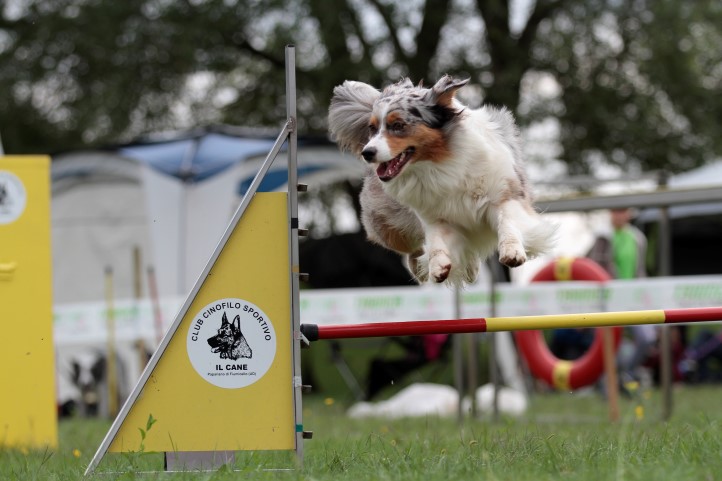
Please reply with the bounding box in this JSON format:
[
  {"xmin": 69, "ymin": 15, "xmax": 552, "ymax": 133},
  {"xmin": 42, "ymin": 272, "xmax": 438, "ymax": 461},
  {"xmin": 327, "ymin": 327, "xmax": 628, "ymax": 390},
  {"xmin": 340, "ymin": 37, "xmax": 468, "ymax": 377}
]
[
  {"xmin": 377, "ymin": 152, "xmax": 406, "ymax": 181},
  {"xmin": 376, "ymin": 162, "xmax": 392, "ymax": 180}
]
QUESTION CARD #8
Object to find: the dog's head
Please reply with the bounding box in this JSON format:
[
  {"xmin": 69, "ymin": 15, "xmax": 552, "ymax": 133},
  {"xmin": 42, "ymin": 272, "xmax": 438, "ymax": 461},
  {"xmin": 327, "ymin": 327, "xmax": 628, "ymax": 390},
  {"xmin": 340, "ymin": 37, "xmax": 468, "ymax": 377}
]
[
  {"xmin": 207, "ymin": 311, "xmax": 241, "ymax": 357},
  {"xmin": 329, "ymin": 75, "xmax": 468, "ymax": 182}
]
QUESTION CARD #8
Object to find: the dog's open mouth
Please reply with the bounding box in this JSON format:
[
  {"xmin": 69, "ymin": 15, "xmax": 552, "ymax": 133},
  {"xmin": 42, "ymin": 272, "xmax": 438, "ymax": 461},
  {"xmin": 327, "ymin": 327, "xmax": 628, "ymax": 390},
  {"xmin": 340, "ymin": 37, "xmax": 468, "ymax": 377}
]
[{"xmin": 377, "ymin": 147, "xmax": 415, "ymax": 182}]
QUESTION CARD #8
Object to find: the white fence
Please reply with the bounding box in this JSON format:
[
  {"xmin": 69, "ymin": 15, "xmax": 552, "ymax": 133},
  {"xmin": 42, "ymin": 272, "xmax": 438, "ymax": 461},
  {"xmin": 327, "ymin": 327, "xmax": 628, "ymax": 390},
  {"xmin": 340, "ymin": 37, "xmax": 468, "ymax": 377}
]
[{"xmin": 53, "ymin": 276, "xmax": 722, "ymax": 413}]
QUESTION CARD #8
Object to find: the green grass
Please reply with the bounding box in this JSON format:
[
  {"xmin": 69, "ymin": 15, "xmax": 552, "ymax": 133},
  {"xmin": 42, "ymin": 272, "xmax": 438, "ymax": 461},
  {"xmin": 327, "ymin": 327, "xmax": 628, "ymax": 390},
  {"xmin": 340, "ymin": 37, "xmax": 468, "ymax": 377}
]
[{"xmin": 2, "ymin": 385, "xmax": 722, "ymax": 480}]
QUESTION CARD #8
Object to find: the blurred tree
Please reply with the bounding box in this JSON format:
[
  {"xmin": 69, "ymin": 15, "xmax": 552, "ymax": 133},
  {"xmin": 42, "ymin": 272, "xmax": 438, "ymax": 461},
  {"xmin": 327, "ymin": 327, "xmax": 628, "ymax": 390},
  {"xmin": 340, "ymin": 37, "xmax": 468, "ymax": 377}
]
[
  {"xmin": 1, "ymin": 0, "xmax": 720, "ymax": 175},
  {"xmin": 528, "ymin": 1, "xmax": 722, "ymax": 174}
]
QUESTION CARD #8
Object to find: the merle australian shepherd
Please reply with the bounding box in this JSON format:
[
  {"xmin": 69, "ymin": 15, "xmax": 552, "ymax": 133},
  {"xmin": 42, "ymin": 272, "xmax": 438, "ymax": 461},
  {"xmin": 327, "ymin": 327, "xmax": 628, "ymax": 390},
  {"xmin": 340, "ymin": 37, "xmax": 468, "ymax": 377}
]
[{"xmin": 328, "ymin": 75, "xmax": 557, "ymax": 286}]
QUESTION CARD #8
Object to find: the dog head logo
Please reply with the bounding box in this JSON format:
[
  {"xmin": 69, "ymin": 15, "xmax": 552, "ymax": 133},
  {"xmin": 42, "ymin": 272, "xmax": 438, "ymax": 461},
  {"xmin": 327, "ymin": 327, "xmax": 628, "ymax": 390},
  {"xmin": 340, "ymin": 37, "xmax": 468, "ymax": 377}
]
[
  {"xmin": 207, "ymin": 311, "xmax": 252, "ymax": 361},
  {"xmin": 0, "ymin": 171, "xmax": 26, "ymax": 225},
  {"xmin": 187, "ymin": 298, "xmax": 277, "ymax": 389}
]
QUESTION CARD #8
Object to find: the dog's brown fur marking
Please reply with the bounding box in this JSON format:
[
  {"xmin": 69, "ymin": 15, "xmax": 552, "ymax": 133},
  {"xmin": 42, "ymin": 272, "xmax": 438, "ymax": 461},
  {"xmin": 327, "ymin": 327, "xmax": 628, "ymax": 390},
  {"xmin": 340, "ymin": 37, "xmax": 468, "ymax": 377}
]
[
  {"xmin": 413, "ymin": 124, "xmax": 451, "ymax": 163},
  {"xmin": 384, "ymin": 135, "xmax": 411, "ymax": 157},
  {"xmin": 385, "ymin": 112, "xmax": 405, "ymax": 129},
  {"xmin": 369, "ymin": 216, "xmax": 418, "ymax": 254},
  {"xmin": 369, "ymin": 115, "xmax": 379, "ymax": 132}
]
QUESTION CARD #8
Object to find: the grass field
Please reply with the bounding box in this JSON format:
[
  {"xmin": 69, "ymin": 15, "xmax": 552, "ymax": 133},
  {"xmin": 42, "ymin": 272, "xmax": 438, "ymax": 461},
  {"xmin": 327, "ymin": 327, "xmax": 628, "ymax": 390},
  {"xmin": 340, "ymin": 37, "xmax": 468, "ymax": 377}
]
[{"xmin": 2, "ymin": 384, "xmax": 721, "ymax": 480}]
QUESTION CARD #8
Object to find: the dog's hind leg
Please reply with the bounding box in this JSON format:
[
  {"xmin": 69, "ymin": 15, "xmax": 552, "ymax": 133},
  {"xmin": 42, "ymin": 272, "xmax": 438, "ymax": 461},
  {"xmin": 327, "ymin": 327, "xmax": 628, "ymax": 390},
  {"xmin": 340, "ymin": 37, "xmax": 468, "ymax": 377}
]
[
  {"xmin": 463, "ymin": 257, "xmax": 481, "ymax": 284},
  {"xmin": 360, "ymin": 173, "xmax": 427, "ymax": 281},
  {"xmin": 405, "ymin": 249, "xmax": 429, "ymax": 283}
]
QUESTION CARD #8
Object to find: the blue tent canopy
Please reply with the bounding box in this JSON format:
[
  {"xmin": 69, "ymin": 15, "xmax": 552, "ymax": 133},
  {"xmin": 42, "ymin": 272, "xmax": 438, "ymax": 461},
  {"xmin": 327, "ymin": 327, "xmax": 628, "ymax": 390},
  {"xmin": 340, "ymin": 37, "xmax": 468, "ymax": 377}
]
[
  {"xmin": 113, "ymin": 126, "xmax": 364, "ymax": 196},
  {"xmin": 117, "ymin": 129, "xmax": 280, "ymax": 183},
  {"xmin": 237, "ymin": 165, "xmax": 328, "ymax": 195}
]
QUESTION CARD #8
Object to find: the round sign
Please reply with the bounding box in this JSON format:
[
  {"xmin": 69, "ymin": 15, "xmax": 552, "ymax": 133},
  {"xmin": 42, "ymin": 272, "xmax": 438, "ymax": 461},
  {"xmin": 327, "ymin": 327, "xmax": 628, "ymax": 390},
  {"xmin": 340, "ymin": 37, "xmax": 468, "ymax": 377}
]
[
  {"xmin": 187, "ymin": 298, "xmax": 277, "ymax": 389},
  {"xmin": 0, "ymin": 171, "xmax": 27, "ymax": 225}
]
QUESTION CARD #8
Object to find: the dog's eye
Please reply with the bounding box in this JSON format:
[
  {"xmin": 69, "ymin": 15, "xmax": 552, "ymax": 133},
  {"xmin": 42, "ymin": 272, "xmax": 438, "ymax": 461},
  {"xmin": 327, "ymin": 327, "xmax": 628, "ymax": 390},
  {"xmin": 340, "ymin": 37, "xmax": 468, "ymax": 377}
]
[
  {"xmin": 368, "ymin": 124, "xmax": 378, "ymax": 136},
  {"xmin": 390, "ymin": 121, "xmax": 405, "ymax": 133}
]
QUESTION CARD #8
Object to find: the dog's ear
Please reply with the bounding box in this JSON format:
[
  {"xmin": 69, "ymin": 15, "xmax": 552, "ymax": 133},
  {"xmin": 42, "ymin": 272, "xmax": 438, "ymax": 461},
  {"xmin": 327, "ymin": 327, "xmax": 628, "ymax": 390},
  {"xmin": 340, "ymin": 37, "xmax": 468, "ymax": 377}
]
[
  {"xmin": 427, "ymin": 75, "xmax": 469, "ymax": 107},
  {"xmin": 221, "ymin": 311, "xmax": 229, "ymax": 326},
  {"xmin": 391, "ymin": 77, "xmax": 414, "ymax": 89},
  {"xmin": 328, "ymin": 80, "xmax": 380, "ymax": 156},
  {"xmin": 232, "ymin": 315, "xmax": 242, "ymax": 334}
]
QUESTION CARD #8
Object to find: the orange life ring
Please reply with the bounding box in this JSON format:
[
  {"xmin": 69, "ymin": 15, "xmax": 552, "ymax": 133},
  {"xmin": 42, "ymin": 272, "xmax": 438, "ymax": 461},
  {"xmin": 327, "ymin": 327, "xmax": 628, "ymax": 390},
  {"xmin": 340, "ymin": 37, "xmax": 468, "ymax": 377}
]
[{"xmin": 514, "ymin": 257, "xmax": 622, "ymax": 390}]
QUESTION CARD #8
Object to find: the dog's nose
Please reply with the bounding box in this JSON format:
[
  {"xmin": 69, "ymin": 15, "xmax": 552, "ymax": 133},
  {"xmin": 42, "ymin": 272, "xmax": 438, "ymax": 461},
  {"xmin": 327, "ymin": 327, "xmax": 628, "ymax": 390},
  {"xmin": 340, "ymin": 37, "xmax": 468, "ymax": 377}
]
[{"xmin": 361, "ymin": 147, "xmax": 377, "ymax": 162}]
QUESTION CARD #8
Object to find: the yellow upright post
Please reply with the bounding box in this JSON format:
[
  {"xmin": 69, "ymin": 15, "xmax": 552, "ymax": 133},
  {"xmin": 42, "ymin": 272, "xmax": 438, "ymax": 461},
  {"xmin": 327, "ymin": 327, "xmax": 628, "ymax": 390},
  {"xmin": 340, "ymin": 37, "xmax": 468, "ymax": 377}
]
[
  {"xmin": 86, "ymin": 45, "xmax": 303, "ymax": 475},
  {"xmin": 0, "ymin": 156, "xmax": 57, "ymax": 449},
  {"xmin": 104, "ymin": 266, "xmax": 119, "ymax": 418}
]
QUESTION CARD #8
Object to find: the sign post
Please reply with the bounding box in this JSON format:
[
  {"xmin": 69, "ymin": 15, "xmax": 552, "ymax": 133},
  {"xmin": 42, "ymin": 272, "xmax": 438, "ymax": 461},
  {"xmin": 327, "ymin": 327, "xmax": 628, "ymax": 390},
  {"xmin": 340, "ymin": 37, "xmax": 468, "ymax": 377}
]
[{"xmin": 0, "ymin": 156, "xmax": 57, "ymax": 450}]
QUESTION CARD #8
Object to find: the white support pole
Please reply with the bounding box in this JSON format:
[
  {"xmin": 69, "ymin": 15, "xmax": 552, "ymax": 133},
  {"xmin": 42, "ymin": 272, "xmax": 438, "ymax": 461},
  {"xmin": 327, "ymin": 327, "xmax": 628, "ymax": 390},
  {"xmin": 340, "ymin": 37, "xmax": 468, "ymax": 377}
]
[{"xmin": 284, "ymin": 44, "xmax": 305, "ymax": 465}]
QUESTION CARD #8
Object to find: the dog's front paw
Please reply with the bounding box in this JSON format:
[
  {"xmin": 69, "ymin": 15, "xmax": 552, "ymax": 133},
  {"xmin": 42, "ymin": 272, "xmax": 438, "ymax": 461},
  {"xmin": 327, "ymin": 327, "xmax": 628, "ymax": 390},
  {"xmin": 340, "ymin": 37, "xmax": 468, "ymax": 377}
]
[
  {"xmin": 429, "ymin": 250, "xmax": 452, "ymax": 283},
  {"xmin": 499, "ymin": 242, "xmax": 527, "ymax": 268}
]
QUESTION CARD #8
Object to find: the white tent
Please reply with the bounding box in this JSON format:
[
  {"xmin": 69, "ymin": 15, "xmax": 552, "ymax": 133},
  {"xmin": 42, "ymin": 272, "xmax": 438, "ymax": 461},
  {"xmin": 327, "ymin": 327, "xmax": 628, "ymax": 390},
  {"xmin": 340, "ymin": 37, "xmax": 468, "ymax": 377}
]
[
  {"xmin": 52, "ymin": 151, "xmax": 152, "ymax": 303},
  {"xmin": 51, "ymin": 128, "xmax": 364, "ymax": 304},
  {"xmin": 638, "ymin": 160, "xmax": 722, "ymax": 222}
]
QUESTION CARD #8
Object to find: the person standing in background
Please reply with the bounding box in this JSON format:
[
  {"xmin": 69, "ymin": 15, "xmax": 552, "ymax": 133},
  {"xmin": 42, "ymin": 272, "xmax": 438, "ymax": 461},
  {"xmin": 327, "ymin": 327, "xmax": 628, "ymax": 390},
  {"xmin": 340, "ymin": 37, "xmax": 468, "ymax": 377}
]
[
  {"xmin": 587, "ymin": 208, "xmax": 658, "ymax": 386},
  {"xmin": 587, "ymin": 208, "xmax": 647, "ymax": 279}
]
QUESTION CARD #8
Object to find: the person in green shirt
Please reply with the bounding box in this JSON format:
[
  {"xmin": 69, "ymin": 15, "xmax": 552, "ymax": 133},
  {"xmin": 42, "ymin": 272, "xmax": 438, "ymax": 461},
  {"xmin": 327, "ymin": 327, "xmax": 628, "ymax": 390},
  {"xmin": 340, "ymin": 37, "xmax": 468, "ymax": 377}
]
[{"xmin": 588, "ymin": 207, "xmax": 647, "ymax": 279}]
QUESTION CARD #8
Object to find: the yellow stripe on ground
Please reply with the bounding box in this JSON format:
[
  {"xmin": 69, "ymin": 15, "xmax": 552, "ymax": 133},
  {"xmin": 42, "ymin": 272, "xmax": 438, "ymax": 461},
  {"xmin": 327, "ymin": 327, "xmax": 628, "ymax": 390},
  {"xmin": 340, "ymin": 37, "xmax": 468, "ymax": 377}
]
[
  {"xmin": 553, "ymin": 256, "xmax": 575, "ymax": 281},
  {"xmin": 552, "ymin": 360, "xmax": 573, "ymax": 391},
  {"xmin": 485, "ymin": 310, "xmax": 666, "ymax": 332}
]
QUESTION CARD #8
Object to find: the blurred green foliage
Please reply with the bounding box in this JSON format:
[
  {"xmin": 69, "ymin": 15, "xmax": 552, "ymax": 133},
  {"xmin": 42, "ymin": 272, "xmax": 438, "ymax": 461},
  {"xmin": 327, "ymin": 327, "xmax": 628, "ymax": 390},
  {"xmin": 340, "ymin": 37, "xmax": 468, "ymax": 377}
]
[{"xmin": 0, "ymin": 0, "xmax": 720, "ymax": 175}]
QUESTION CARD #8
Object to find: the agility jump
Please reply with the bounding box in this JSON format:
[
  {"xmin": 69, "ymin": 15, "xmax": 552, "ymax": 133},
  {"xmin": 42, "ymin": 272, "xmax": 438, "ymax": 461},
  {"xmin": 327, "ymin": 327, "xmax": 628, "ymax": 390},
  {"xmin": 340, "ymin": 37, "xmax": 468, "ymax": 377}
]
[
  {"xmin": 300, "ymin": 306, "xmax": 722, "ymax": 395},
  {"xmin": 300, "ymin": 307, "xmax": 722, "ymax": 341},
  {"xmin": 86, "ymin": 45, "xmax": 722, "ymax": 475}
]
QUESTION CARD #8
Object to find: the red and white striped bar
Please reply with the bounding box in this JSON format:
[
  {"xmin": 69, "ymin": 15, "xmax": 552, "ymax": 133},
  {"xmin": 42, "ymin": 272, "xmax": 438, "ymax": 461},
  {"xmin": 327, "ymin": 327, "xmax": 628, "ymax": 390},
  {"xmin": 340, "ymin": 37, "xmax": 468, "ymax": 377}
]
[{"xmin": 299, "ymin": 306, "xmax": 722, "ymax": 341}]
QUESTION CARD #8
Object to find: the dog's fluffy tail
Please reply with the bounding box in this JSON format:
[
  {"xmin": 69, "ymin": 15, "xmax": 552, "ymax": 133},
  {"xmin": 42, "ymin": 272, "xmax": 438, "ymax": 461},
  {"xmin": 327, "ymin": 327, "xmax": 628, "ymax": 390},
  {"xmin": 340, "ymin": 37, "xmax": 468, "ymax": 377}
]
[{"xmin": 523, "ymin": 219, "xmax": 559, "ymax": 259}]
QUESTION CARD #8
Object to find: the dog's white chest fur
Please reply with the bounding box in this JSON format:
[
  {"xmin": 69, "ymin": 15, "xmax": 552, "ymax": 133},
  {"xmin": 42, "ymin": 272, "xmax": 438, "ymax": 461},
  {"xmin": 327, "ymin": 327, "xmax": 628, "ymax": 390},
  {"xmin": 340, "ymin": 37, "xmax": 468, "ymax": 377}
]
[
  {"xmin": 384, "ymin": 116, "xmax": 513, "ymax": 231},
  {"xmin": 387, "ymin": 160, "xmax": 491, "ymax": 229}
]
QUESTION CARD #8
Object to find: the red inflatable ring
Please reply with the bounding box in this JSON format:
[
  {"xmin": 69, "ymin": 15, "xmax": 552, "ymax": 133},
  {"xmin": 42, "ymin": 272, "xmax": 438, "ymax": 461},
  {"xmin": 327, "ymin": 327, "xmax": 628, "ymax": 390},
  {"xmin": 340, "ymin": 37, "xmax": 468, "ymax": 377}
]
[{"xmin": 514, "ymin": 257, "xmax": 622, "ymax": 390}]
